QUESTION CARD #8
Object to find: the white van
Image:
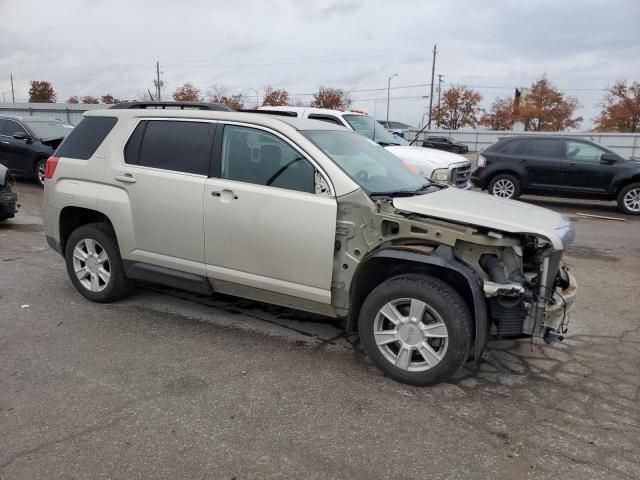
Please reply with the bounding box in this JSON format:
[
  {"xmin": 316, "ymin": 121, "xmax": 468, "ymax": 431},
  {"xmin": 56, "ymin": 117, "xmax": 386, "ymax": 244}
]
[{"xmin": 256, "ymin": 106, "xmax": 471, "ymax": 188}]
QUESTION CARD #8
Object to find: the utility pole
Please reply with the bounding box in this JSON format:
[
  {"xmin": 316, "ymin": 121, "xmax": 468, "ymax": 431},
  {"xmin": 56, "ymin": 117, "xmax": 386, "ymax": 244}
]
[
  {"xmin": 154, "ymin": 62, "xmax": 163, "ymax": 102},
  {"xmin": 386, "ymin": 73, "xmax": 398, "ymax": 125},
  {"xmin": 427, "ymin": 44, "xmax": 437, "ymax": 128},
  {"xmin": 10, "ymin": 73, "xmax": 15, "ymax": 103},
  {"xmin": 436, "ymin": 74, "xmax": 443, "ymax": 129}
]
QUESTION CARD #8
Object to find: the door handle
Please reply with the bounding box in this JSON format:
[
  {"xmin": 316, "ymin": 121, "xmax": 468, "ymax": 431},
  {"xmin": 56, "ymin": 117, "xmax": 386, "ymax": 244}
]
[
  {"xmin": 0, "ymin": 141, "xmax": 9, "ymax": 145},
  {"xmin": 565, "ymin": 163, "xmax": 576, "ymax": 168},
  {"xmin": 211, "ymin": 189, "xmax": 238, "ymax": 200},
  {"xmin": 115, "ymin": 174, "xmax": 137, "ymax": 183}
]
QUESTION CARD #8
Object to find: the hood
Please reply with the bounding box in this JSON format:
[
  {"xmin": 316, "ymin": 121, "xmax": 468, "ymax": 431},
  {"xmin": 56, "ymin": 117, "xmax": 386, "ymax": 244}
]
[
  {"xmin": 384, "ymin": 145, "xmax": 469, "ymax": 168},
  {"xmin": 393, "ymin": 188, "xmax": 574, "ymax": 250}
]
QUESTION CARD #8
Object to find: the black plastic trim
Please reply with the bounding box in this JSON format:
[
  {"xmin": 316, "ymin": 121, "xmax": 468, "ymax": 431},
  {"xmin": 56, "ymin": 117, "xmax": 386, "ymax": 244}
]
[
  {"xmin": 46, "ymin": 235, "xmax": 62, "ymax": 255},
  {"xmin": 123, "ymin": 261, "xmax": 213, "ymax": 295},
  {"xmin": 110, "ymin": 101, "xmax": 233, "ymax": 111}
]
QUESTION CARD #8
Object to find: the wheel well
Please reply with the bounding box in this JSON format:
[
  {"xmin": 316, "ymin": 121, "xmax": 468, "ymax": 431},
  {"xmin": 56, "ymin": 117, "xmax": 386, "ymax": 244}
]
[
  {"xmin": 617, "ymin": 176, "xmax": 640, "ymax": 195},
  {"xmin": 488, "ymin": 170, "xmax": 521, "ymax": 184},
  {"xmin": 346, "ymin": 257, "xmax": 476, "ymax": 332},
  {"xmin": 59, "ymin": 207, "xmax": 113, "ymax": 253}
]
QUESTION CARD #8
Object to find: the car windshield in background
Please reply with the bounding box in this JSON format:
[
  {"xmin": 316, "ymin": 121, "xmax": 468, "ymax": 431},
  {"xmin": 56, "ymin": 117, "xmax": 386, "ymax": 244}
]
[
  {"xmin": 343, "ymin": 114, "xmax": 408, "ymax": 146},
  {"xmin": 303, "ymin": 130, "xmax": 428, "ymax": 196},
  {"xmin": 23, "ymin": 120, "xmax": 74, "ymax": 140}
]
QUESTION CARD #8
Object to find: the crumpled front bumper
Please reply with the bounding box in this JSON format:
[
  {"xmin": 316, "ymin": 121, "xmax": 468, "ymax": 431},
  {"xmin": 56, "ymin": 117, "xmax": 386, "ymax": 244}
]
[
  {"xmin": 0, "ymin": 191, "xmax": 17, "ymax": 219},
  {"xmin": 542, "ymin": 273, "xmax": 578, "ymax": 342}
]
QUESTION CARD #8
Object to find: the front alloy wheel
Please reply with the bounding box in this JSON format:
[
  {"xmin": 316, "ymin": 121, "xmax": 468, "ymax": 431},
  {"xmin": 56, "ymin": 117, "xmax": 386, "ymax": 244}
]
[
  {"xmin": 35, "ymin": 157, "xmax": 47, "ymax": 187},
  {"xmin": 373, "ymin": 298, "xmax": 448, "ymax": 371},
  {"xmin": 358, "ymin": 274, "xmax": 472, "ymax": 386},
  {"xmin": 492, "ymin": 178, "xmax": 515, "ymax": 198},
  {"xmin": 619, "ymin": 184, "xmax": 640, "ymax": 215}
]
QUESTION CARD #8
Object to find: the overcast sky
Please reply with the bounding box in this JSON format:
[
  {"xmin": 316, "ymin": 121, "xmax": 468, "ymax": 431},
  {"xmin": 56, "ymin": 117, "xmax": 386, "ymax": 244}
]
[{"xmin": 1, "ymin": 0, "xmax": 638, "ymax": 129}]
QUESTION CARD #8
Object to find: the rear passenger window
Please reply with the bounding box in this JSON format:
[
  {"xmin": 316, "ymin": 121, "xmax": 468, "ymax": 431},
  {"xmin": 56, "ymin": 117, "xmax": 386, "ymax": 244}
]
[
  {"xmin": 499, "ymin": 140, "xmax": 525, "ymax": 154},
  {"xmin": 55, "ymin": 116, "xmax": 117, "ymax": 160},
  {"xmin": 221, "ymin": 125, "xmax": 315, "ymax": 194},
  {"xmin": 522, "ymin": 139, "xmax": 562, "ymax": 157},
  {"xmin": 129, "ymin": 120, "xmax": 213, "ymax": 175}
]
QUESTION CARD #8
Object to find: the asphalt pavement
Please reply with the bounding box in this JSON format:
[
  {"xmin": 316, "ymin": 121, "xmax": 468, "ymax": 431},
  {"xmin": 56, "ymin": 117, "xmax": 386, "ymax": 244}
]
[{"xmin": 1, "ymin": 181, "xmax": 639, "ymax": 480}]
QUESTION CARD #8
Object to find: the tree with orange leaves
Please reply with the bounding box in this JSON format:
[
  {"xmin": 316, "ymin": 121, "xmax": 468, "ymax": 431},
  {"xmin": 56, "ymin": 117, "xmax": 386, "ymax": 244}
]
[
  {"xmin": 432, "ymin": 86, "xmax": 482, "ymax": 130},
  {"xmin": 262, "ymin": 86, "xmax": 289, "ymax": 106},
  {"xmin": 518, "ymin": 78, "xmax": 582, "ymax": 131},
  {"xmin": 173, "ymin": 83, "xmax": 202, "ymax": 102},
  {"xmin": 309, "ymin": 86, "xmax": 351, "ymax": 109},
  {"xmin": 594, "ymin": 80, "xmax": 640, "ymax": 133},
  {"xmin": 479, "ymin": 96, "xmax": 516, "ymax": 130}
]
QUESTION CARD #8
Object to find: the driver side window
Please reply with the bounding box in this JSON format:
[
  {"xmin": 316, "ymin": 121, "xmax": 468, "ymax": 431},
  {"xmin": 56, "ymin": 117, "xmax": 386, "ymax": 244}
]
[
  {"xmin": 221, "ymin": 125, "xmax": 316, "ymax": 194},
  {"xmin": 565, "ymin": 141, "xmax": 606, "ymax": 162}
]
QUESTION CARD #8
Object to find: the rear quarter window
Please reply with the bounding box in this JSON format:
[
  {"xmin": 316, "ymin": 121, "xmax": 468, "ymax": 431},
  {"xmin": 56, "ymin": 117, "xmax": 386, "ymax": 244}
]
[{"xmin": 55, "ymin": 116, "xmax": 117, "ymax": 160}]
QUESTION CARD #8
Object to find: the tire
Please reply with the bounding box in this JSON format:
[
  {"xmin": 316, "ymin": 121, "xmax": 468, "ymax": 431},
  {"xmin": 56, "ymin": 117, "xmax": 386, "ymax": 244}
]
[
  {"xmin": 358, "ymin": 274, "xmax": 473, "ymax": 386},
  {"xmin": 617, "ymin": 183, "xmax": 640, "ymax": 215},
  {"xmin": 64, "ymin": 223, "xmax": 134, "ymax": 302},
  {"xmin": 488, "ymin": 173, "xmax": 521, "ymax": 199},
  {"xmin": 451, "ymin": 146, "xmax": 460, "ymax": 154},
  {"xmin": 34, "ymin": 156, "xmax": 47, "ymax": 187}
]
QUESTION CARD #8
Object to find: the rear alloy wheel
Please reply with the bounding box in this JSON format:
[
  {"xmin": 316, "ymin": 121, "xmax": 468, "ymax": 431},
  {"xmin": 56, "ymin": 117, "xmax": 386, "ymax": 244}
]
[
  {"xmin": 617, "ymin": 183, "xmax": 640, "ymax": 215},
  {"xmin": 65, "ymin": 223, "xmax": 134, "ymax": 302},
  {"xmin": 358, "ymin": 274, "xmax": 472, "ymax": 386},
  {"xmin": 489, "ymin": 174, "xmax": 521, "ymax": 200},
  {"xmin": 34, "ymin": 157, "xmax": 47, "ymax": 187}
]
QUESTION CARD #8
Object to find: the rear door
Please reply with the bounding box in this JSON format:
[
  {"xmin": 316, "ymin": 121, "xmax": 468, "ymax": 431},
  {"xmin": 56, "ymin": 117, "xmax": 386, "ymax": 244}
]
[
  {"xmin": 519, "ymin": 139, "xmax": 567, "ymax": 190},
  {"xmin": 561, "ymin": 140, "xmax": 616, "ymax": 194},
  {"xmin": 113, "ymin": 119, "xmax": 215, "ymax": 275},
  {"xmin": 204, "ymin": 123, "xmax": 337, "ymax": 304}
]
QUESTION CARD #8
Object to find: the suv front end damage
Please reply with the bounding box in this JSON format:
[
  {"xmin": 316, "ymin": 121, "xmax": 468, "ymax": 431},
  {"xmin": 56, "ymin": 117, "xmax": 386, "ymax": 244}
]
[{"xmin": 0, "ymin": 164, "xmax": 17, "ymax": 221}]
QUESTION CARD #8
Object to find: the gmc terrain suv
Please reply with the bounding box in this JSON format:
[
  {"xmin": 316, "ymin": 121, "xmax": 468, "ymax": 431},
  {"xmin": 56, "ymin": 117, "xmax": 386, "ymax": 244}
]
[
  {"xmin": 472, "ymin": 136, "xmax": 640, "ymax": 215},
  {"xmin": 44, "ymin": 104, "xmax": 577, "ymax": 386}
]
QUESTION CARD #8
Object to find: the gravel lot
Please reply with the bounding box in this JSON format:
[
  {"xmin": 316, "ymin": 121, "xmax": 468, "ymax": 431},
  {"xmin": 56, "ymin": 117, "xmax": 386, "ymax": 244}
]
[{"xmin": 1, "ymin": 181, "xmax": 639, "ymax": 480}]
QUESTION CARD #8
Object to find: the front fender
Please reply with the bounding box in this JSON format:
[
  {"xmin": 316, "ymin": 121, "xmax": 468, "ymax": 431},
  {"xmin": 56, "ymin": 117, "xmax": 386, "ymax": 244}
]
[{"xmin": 349, "ymin": 245, "xmax": 488, "ymax": 361}]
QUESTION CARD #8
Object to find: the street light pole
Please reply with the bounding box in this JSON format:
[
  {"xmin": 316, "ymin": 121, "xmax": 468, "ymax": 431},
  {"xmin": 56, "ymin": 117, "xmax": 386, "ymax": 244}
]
[{"xmin": 386, "ymin": 73, "xmax": 398, "ymax": 126}]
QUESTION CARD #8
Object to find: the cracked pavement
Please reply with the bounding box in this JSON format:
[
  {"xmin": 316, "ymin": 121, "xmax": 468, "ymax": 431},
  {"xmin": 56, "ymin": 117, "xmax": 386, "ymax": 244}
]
[{"xmin": 1, "ymin": 182, "xmax": 639, "ymax": 479}]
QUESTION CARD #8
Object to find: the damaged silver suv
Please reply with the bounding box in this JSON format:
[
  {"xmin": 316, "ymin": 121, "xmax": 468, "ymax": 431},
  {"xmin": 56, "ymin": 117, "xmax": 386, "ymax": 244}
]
[{"xmin": 43, "ymin": 103, "xmax": 577, "ymax": 386}]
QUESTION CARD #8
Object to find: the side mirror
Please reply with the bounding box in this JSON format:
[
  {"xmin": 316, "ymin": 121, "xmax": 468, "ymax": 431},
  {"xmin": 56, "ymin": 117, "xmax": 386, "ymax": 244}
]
[
  {"xmin": 600, "ymin": 152, "xmax": 620, "ymax": 165},
  {"xmin": 12, "ymin": 131, "xmax": 30, "ymax": 141}
]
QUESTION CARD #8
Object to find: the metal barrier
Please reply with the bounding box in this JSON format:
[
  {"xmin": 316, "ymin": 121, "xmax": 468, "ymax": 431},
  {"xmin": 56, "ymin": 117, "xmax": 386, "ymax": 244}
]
[
  {"xmin": 407, "ymin": 129, "xmax": 640, "ymax": 159},
  {"xmin": 0, "ymin": 102, "xmax": 109, "ymax": 125}
]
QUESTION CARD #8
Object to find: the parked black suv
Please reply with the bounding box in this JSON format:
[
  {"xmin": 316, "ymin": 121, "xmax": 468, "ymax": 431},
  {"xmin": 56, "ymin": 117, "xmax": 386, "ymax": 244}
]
[
  {"xmin": 0, "ymin": 115, "xmax": 74, "ymax": 187},
  {"xmin": 422, "ymin": 136, "xmax": 469, "ymax": 154},
  {"xmin": 472, "ymin": 136, "xmax": 640, "ymax": 215}
]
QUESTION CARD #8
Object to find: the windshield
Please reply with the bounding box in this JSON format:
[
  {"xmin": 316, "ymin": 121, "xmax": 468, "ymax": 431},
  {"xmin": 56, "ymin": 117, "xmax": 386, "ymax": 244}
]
[
  {"xmin": 343, "ymin": 114, "xmax": 408, "ymax": 146},
  {"xmin": 303, "ymin": 130, "xmax": 428, "ymax": 195},
  {"xmin": 23, "ymin": 120, "xmax": 74, "ymax": 140}
]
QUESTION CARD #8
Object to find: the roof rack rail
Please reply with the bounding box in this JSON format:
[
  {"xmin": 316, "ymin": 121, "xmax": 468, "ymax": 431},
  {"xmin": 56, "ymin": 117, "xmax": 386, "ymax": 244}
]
[
  {"xmin": 244, "ymin": 109, "xmax": 298, "ymax": 117},
  {"xmin": 109, "ymin": 101, "xmax": 234, "ymax": 112}
]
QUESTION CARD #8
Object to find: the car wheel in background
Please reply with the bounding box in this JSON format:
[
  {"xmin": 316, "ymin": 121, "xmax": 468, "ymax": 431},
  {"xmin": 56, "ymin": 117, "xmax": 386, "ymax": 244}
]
[
  {"xmin": 34, "ymin": 157, "xmax": 47, "ymax": 187},
  {"xmin": 358, "ymin": 274, "xmax": 472, "ymax": 386},
  {"xmin": 64, "ymin": 223, "xmax": 135, "ymax": 302},
  {"xmin": 451, "ymin": 146, "xmax": 460, "ymax": 154},
  {"xmin": 488, "ymin": 174, "xmax": 521, "ymax": 200},
  {"xmin": 617, "ymin": 183, "xmax": 640, "ymax": 215}
]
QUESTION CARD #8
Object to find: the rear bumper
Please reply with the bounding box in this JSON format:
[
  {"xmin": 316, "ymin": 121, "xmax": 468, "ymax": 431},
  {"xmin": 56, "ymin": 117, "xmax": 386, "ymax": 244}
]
[{"xmin": 470, "ymin": 168, "xmax": 490, "ymax": 189}]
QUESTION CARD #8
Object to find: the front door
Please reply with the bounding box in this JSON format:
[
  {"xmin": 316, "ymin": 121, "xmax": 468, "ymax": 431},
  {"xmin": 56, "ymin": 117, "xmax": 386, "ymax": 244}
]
[
  {"xmin": 204, "ymin": 124, "xmax": 337, "ymax": 304},
  {"xmin": 110, "ymin": 119, "xmax": 215, "ymax": 275},
  {"xmin": 0, "ymin": 119, "xmax": 31, "ymax": 174},
  {"xmin": 561, "ymin": 140, "xmax": 616, "ymax": 194}
]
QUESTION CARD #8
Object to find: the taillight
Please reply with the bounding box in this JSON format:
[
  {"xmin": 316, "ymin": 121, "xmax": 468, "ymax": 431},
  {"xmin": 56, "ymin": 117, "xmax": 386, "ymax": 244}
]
[
  {"xmin": 477, "ymin": 154, "xmax": 487, "ymax": 167},
  {"xmin": 45, "ymin": 156, "xmax": 60, "ymax": 180}
]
